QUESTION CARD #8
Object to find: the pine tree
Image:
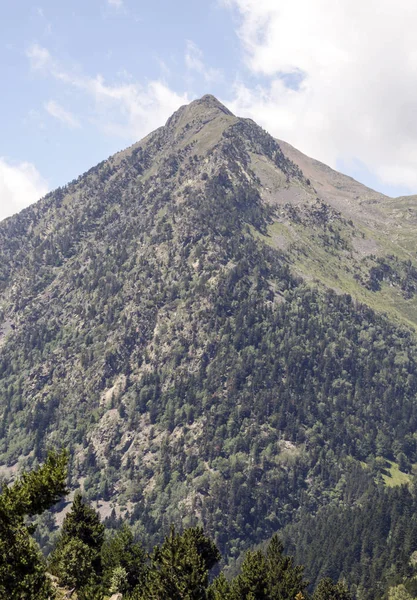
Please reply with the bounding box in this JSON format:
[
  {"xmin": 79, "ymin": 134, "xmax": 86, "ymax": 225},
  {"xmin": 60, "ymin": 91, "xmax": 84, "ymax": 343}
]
[
  {"xmin": 49, "ymin": 492, "xmax": 105, "ymax": 589},
  {"xmin": 101, "ymin": 524, "xmax": 146, "ymax": 592},
  {"xmin": 60, "ymin": 493, "xmax": 105, "ymax": 551},
  {"xmin": 209, "ymin": 572, "xmax": 232, "ymax": 600},
  {"xmin": 313, "ymin": 577, "xmax": 352, "ymax": 600},
  {"xmin": 229, "ymin": 534, "xmax": 308, "ymax": 600},
  {"xmin": 230, "ymin": 550, "xmax": 270, "ymax": 600},
  {"xmin": 266, "ymin": 534, "xmax": 307, "ymax": 600},
  {"xmin": 0, "ymin": 450, "xmax": 68, "ymax": 599},
  {"xmin": 143, "ymin": 526, "xmax": 220, "ymax": 599}
]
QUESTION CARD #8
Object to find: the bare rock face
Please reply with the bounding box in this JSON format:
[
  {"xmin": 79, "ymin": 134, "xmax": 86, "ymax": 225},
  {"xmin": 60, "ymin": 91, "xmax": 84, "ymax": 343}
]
[{"xmin": 109, "ymin": 594, "xmax": 123, "ymax": 600}]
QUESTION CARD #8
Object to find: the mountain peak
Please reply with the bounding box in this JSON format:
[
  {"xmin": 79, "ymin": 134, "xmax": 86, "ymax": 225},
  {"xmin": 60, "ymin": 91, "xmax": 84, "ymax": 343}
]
[
  {"xmin": 192, "ymin": 94, "xmax": 234, "ymax": 115},
  {"xmin": 165, "ymin": 94, "xmax": 234, "ymax": 131},
  {"xmin": 161, "ymin": 94, "xmax": 236, "ymax": 152}
]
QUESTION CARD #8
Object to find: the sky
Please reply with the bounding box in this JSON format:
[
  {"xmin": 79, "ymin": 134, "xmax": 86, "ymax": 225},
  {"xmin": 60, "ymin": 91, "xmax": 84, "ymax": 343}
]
[{"xmin": 2, "ymin": 0, "xmax": 417, "ymax": 221}]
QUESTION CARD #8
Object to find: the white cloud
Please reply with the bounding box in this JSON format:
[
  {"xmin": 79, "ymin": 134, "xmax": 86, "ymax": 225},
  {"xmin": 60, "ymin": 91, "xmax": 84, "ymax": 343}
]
[
  {"xmin": 85, "ymin": 77, "xmax": 189, "ymax": 138},
  {"xmin": 224, "ymin": 0, "xmax": 417, "ymax": 192},
  {"xmin": 0, "ymin": 159, "xmax": 48, "ymax": 221},
  {"xmin": 45, "ymin": 100, "xmax": 80, "ymax": 128},
  {"xmin": 107, "ymin": 0, "xmax": 123, "ymax": 8},
  {"xmin": 27, "ymin": 43, "xmax": 51, "ymax": 70},
  {"xmin": 27, "ymin": 44, "xmax": 189, "ymax": 141},
  {"xmin": 185, "ymin": 40, "xmax": 222, "ymax": 83},
  {"xmin": 185, "ymin": 40, "xmax": 205, "ymax": 73}
]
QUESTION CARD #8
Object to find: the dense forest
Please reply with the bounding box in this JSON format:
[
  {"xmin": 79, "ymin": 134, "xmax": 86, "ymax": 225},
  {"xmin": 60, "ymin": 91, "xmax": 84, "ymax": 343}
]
[{"xmin": 1, "ymin": 453, "xmax": 353, "ymax": 600}]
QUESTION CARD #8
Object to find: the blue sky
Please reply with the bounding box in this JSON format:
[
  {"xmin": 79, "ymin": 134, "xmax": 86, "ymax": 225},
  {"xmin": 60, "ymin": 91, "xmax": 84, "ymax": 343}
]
[{"xmin": 1, "ymin": 0, "xmax": 417, "ymax": 220}]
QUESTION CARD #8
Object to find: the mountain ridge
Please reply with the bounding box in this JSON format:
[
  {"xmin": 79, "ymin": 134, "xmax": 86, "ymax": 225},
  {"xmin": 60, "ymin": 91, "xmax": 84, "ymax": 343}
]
[{"xmin": 2, "ymin": 95, "xmax": 417, "ymax": 595}]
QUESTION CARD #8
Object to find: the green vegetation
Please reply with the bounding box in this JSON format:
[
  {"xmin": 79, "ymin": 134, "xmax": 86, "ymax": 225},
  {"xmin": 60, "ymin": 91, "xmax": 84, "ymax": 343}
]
[
  {"xmin": 0, "ymin": 450, "xmax": 67, "ymax": 599},
  {"xmin": 281, "ymin": 478, "xmax": 417, "ymax": 600},
  {"xmin": 381, "ymin": 460, "xmax": 412, "ymax": 488},
  {"xmin": 3, "ymin": 96, "xmax": 417, "ymax": 598},
  {"xmin": 0, "ymin": 454, "xmax": 352, "ymax": 599},
  {"xmin": 49, "ymin": 492, "xmax": 105, "ymax": 589}
]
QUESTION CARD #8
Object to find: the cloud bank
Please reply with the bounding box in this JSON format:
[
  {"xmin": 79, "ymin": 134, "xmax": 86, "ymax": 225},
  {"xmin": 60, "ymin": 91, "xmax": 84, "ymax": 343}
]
[{"xmin": 224, "ymin": 0, "xmax": 417, "ymax": 191}]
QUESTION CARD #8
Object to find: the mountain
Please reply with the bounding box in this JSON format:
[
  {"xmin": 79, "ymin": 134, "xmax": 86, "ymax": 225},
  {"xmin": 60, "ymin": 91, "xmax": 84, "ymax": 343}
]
[
  {"xmin": 273, "ymin": 138, "xmax": 417, "ymax": 328},
  {"xmin": 2, "ymin": 94, "xmax": 417, "ymax": 595}
]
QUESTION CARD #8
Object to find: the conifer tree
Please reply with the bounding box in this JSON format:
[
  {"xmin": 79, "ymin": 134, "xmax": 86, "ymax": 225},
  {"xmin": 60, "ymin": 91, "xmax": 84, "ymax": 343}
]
[
  {"xmin": 230, "ymin": 550, "xmax": 270, "ymax": 600},
  {"xmin": 266, "ymin": 534, "xmax": 307, "ymax": 600},
  {"xmin": 49, "ymin": 492, "xmax": 105, "ymax": 589},
  {"xmin": 0, "ymin": 450, "xmax": 68, "ymax": 599},
  {"xmin": 313, "ymin": 577, "xmax": 352, "ymax": 600},
  {"xmin": 208, "ymin": 572, "xmax": 232, "ymax": 600},
  {"xmin": 229, "ymin": 534, "xmax": 308, "ymax": 600},
  {"xmin": 143, "ymin": 525, "xmax": 220, "ymax": 599},
  {"xmin": 101, "ymin": 524, "xmax": 146, "ymax": 593},
  {"xmin": 61, "ymin": 493, "xmax": 105, "ymax": 551}
]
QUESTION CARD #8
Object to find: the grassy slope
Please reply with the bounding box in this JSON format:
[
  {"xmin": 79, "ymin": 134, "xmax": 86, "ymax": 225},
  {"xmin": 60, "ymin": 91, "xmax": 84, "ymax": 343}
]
[
  {"xmin": 250, "ymin": 143, "xmax": 417, "ymax": 330},
  {"xmin": 382, "ymin": 460, "xmax": 413, "ymax": 487}
]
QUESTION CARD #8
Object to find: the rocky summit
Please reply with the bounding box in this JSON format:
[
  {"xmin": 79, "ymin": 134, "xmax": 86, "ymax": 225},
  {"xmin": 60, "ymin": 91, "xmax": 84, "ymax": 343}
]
[{"xmin": 2, "ymin": 95, "xmax": 417, "ymax": 593}]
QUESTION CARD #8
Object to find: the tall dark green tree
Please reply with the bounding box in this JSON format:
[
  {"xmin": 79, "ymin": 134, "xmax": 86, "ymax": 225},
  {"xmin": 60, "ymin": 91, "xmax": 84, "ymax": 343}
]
[
  {"xmin": 208, "ymin": 572, "xmax": 232, "ymax": 600},
  {"xmin": 267, "ymin": 535, "xmax": 307, "ymax": 600},
  {"xmin": 313, "ymin": 578, "xmax": 352, "ymax": 600},
  {"xmin": 143, "ymin": 526, "xmax": 221, "ymax": 600},
  {"xmin": 229, "ymin": 535, "xmax": 308, "ymax": 600},
  {"xmin": 101, "ymin": 524, "xmax": 146, "ymax": 593},
  {"xmin": 0, "ymin": 450, "xmax": 68, "ymax": 599},
  {"xmin": 230, "ymin": 550, "xmax": 270, "ymax": 600},
  {"xmin": 49, "ymin": 492, "xmax": 105, "ymax": 589}
]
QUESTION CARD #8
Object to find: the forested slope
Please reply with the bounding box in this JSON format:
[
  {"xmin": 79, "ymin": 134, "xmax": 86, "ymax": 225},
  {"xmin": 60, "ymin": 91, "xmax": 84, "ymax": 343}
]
[{"xmin": 1, "ymin": 96, "xmax": 417, "ymax": 595}]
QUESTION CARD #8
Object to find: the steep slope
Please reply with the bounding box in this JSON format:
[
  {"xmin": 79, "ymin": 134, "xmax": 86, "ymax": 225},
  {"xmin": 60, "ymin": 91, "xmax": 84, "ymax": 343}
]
[
  {"xmin": 2, "ymin": 95, "xmax": 417, "ymax": 580},
  {"xmin": 268, "ymin": 139, "xmax": 417, "ymax": 327},
  {"xmin": 277, "ymin": 138, "xmax": 387, "ymax": 220}
]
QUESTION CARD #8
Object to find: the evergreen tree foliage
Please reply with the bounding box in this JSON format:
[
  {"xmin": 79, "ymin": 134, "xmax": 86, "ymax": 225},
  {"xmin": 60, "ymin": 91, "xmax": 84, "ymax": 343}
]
[
  {"xmin": 0, "ymin": 450, "xmax": 68, "ymax": 599},
  {"xmin": 229, "ymin": 535, "xmax": 308, "ymax": 600},
  {"xmin": 142, "ymin": 525, "xmax": 221, "ymax": 599},
  {"xmin": 49, "ymin": 492, "xmax": 105, "ymax": 589},
  {"xmin": 230, "ymin": 550, "xmax": 270, "ymax": 600},
  {"xmin": 60, "ymin": 492, "xmax": 105, "ymax": 551},
  {"xmin": 387, "ymin": 584, "xmax": 414, "ymax": 600},
  {"xmin": 52, "ymin": 537, "xmax": 96, "ymax": 588},
  {"xmin": 313, "ymin": 578, "xmax": 352, "ymax": 600},
  {"xmin": 109, "ymin": 565, "xmax": 129, "ymax": 594},
  {"xmin": 266, "ymin": 535, "xmax": 307, "ymax": 600},
  {"xmin": 208, "ymin": 572, "xmax": 232, "ymax": 600},
  {"xmin": 282, "ymin": 479, "xmax": 417, "ymax": 599},
  {"xmin": 77, "ymin": 582, "xmax": 106, "ymax": 600},
  {"xmin": 101, "ymin": 524, "xmax": 146, "ymax": 592},
  {"xmin": 0, "ymin": 449, "xmax": 68, "ymax": 517}
]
